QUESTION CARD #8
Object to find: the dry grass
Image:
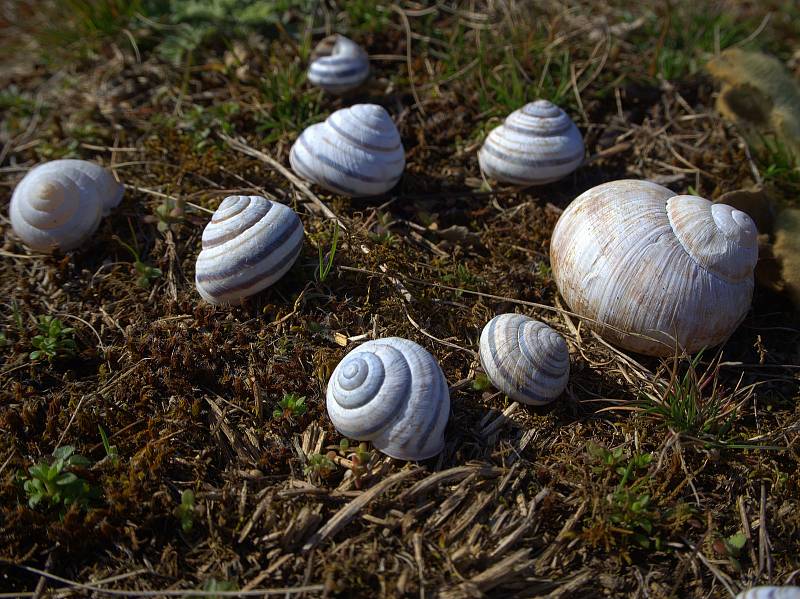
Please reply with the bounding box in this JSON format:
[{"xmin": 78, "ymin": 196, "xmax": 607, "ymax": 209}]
[{"xmin": 0, "ymin": 1, "xmax": 799, "ymax": 597}]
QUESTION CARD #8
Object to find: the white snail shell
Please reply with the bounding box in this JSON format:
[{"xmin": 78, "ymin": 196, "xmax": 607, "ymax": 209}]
[
  {"xmin": 308, "ymin": 34, "xmax": 369, "ymax": 94},
  {"xmin": 550, "ymin": 180, "xmax": 758, "ymax": 356},
  {"xmin": 326, "ymin": 337, "xmax": 450, "ymax": 461},
  {"xmin": 195, "ymin": 195, "xmax": 304, "ymax": 305},
  {"xmin": 735, "ymin": 588, "xmax": 800, "ymax": 599},
  {"xmin": 289, "ymin": 104, "xmax": 405, "ymax": 197},
  {"xmin": 9, "ymin": 159, "xmax": 123, "ymax": 251},
  {"xmin": 478, "ymin": 100, "xmax": 584, "ymax": 185},
  {"xmin": 479, "ymin": 314, "xmax": 569, "ymax": 405}
]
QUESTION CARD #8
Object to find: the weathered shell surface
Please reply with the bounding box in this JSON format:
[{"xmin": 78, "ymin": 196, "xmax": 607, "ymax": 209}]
[
  {"xmin": 289, "ymin": 104, "xmax": 405, "ymax": 197},
  {"xmin": 550, "ymin": 180, "xmax": 758, "ymax": 356},
  {"xmin": 735, "ymin": 587, "xmax": 800, "ymax": 599},
  {"xmin": 326, "ymin": 337, "xmax": 450, "ymax": 460},
  {"xmin": 9, "ymin": 159, "xmax": 123, "ymax": 251},
  {"xmin": 478, "ymin": 100, "xmax": 584, "ymax": 185},
  {"xmin": 308, "ymin": 34, "xmax": 369, "ymax": 94},
  {"xmin": 479, "ymin": 314, "xmax": 569, "ymax": 405},
  {"xmin": 195, "ymin": 195, "xmax": 304, "ymax": 305}
]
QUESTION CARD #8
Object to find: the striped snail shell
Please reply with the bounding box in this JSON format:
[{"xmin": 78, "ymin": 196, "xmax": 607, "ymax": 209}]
[
  {"xmin": 195, "ymin": 195, "xmax": 304, "ymax": 305},
  {"xmin": 326, "ymin": 337, "xmax": 450, "ymax": 461},
  {"xmin": 735, "ymin": 588, "xmax": 800, "ymax": 599},
  {"xmin": 478, "ymin": 99, "xmax": 584, "ymax": 185},
  {"xmin": 550, "ymin": 180, "xmax": 758, "ymax": 356},
  {"xmin": 479, "ymin": 314, "xmax": 569, "ymax": 405},
  {"xmin": 308, "ymin": 34, "xmax": 369, "ymax": 94},
  {"xmin": 289, "ymin": 104, "xmax": 405, "ymax": 197},
  {"xmin": 9, "ymin": 159, "xmax": 123, "ymax": 251}
]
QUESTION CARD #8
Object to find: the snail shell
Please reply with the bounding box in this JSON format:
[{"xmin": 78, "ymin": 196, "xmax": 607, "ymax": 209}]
[
  {"xmin": 308, "ymin": 34, "xmax": 369, "ymax": 94},
  {"xmin": 478, "ymin": 100, "xmax": 584, "ymax": 185},
  {"xmin": 550, "ymin": 180, "xmax": 758, "ymax": 356},
  {"xmin": 479, "ymin": 314, "xmax": 569, "ymax": 405},
  {"xmin": 195, "ymin": 195, "xmax": 304, "ymax": 305},
  {"xmin": 9, "ymin": 159, "xmax": 123, "ymax": 251},
  {"xmin": 735, "ymin": 588, "xmax": 800, "ymax": 599},
  {"xmin": 289, "ymin": 104, "xmax": 405, "ymax": 197},
  {"xmin": 326, "ymin": 337, "xmax": 450, "ymax": 461}
]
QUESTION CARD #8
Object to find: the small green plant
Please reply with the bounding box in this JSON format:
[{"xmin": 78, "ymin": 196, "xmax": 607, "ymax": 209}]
[
  {"xmin": 22, "ymin": 446, "xmax": 93, "ymax": 511},
  {"xmin": 304, "ymin": 452, "xmax": 336, "ymax": 481},
  {"xmin": 98, "ymin": 425, "xmax": 119, "ymax": 467},
  {"xmin": 585, "ymin": 443, "xmax": 660, "ymax": 550},
  {"xmin": 339, "ymin": 439, "xmax": 371, "ymax": 489},
  {"xmin": 635, "ymin": 352, "xmax": 751, "ymax": 447},
  {"xmin": 472, "ymin": 373, "xmax": 492, "ymax": 391},
  {"xmin": 174, "ymin": 489, "xmax": 196, "ymax": 532},
  {"xmin": 145, "ymin": 197, "xmax": 186, "ymax": 233},
  {"xmin": 316, "ymin": 222, "xmax": 340, "ymax": 283},
  {"xmin": 115, "ymin": 236, "xmax": 163, "ymax": 288},
  {"xmin": 195, "ymin": 577, "xmax": 239, "ymax": 598},
  {"xmin": 30, "ymin": 316, "xmax": 77, "ymax": 362},
  {"xmin": 272, "ymin": 392, "xmax": 307, "ymax": 420}
]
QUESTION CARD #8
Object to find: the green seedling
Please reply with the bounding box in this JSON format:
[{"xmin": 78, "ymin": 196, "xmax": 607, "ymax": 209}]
[
  {"xmin": 98, "ymin": 425, "xmax": 119, "ymax": 467},
  {"xmin": 472, "ymin": 373, "xmax": 492, "ymax": 392},
  {"xmin": 22, "ymin": 445, "xmax": 93, "ymax": 510},
  {"xmin": 339, "ymin": 439, "xmax": 371, "ymax": 489},
  {"xmin": 304, "ymin": 452, "xmax": 337, "ymax": 481},
  {"xmin": 147, "ymin": 197, "xmax": 186, "ymax": 232},
  {"xmin": 174, "ymin": 489, "xmax": 196, "ymax": 532},
  {"xmin": 115, "ymin": 236, "xmax": 162, "ymax": 288},
  {"xmin": 273, "ymin": 393, "xmax": 307, "ymax": 420},
  {"xmin": 316, "ymin": 222, "xmax": 340, "ymax": 283},
  {"xmin": 30, "ymin": 316, "xmax": 76, "ymax": 362}
]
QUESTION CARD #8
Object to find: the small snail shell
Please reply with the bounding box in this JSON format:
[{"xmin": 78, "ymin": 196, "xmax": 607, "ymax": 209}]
[
  {"xmin": 289, "ymin": 104, "xmax": 405, "ymax": 197},
  {"xmin": 479, "ymin": 314, "xmax": 569, "ymax": 405},
  {"xmin": 735, "ymin": 588, "xmax": 800, "ymax": 599},
  {"xmin": 308, "ymin": 34, "xmax": 369, "ymax": 94},
  {"xmin": 195, "ymin": 195, "xmax": 304, "ymax": 305},
  {"xmin": 326, "ymin": 337, "xmax": 450, "ymax": 461},
  {"xmin": 550, "ymin": 180, "xmax": 758, "ymax": 356},
  {"xmin": 478, "ymin": 100, "xmax": 584, "ymax": 185},
  {"xmin": 9, "ymin": 159, "xmax": 123, "ymax": 251}
]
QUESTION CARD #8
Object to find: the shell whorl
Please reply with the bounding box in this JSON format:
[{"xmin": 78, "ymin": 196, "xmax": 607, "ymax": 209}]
[
  {"xmin": 735, "ymin": 588, "xmax": 800, "ymax": 599},
  {"xmin": 667, "ymin": 195, "xmax": 758, "ymax": 282},
  {"xmin": 289, "ymin": 104, "xmax": 405, "ymax": 197},
  {"xmin": 479, "ymin": 314, "xmax": 570, "ymax": 405},
  {"xmin": 195, "ymin": 195, "xmax": 304, "ymax": 305},
  {"xmin": 550, "ymin": 179, "xmax": 758, "ymax": 356},
  {"xmin": 9, "ymin": 159, "xmax": 123, "ymax": 251},
  {"xmin": 478, "ymin": 99, "xmax": 584, "ymax": 185},
  {"xmin": 326, "ymin": 337, "xmax": 450, "ymax": 461},
  {"xmin": 308, "ymin": 34, "xmax": 369, "ymax": 94}
]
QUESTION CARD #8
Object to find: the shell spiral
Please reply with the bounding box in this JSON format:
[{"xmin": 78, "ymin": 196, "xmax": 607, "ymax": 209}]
[
  {"xmin": 735, "ymin": 588, "xmax": 800, "ymax": 599},
  {"xmin": 326, "ymin": 337, "xmax": 450, "ymax": 461},
  {"xmin": 478, "ymin": 100, "xmax": 584, "ymax": 185},
  {"xmin": 479, "ymin": 314, "xmax": 570, "ymax": 405},
  {"xmin": 289, "ymin": 104, "xmax": 405, "ymax": 197},
  {"xmin": 195, "ymin": 195, "xmax": 304, "ymax": 305},
  {"xmin": 308, "ymin": 34, "xmax": 369, "ymax": 94},
  {"xmin": 9, "ymin": 159, "xmax": 123, "ymax": 251},
  {"xmin": 550, "ymin": 180, "xmax": 758, "ymax": 356}
]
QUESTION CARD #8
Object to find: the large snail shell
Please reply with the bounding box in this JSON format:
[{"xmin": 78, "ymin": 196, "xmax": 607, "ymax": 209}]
[
  {"xmin": 735, "ymin": 588, "xmax": 800, "ymax": 599},
  {"xmin": 550, "ymin": 180, "xmax": 758, "ymax": 356},
  {"xmin": 326, "ymin": 337, "xmax": 450, "ymax": 461},
  {"xmin": 478, "ymin": 100, "xmax": 584, "ymax": 185},
  {"xmin": 308, "ymin": 34, "xmax": 369, "ymax": 94},
  {"xmin": 195, "ymin": 195, "xmax": 304, "ymax": 305},
  {"xmin": 9, "ymin": 159, "xmax": 123, "ymax": 251},
  {"xmin": 479, "ymin": 314, "xmax": 569, "ymax": 405},
  {"xmin": 289, "ymin": 104, "xmax": 405, "ymax": 197}
]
